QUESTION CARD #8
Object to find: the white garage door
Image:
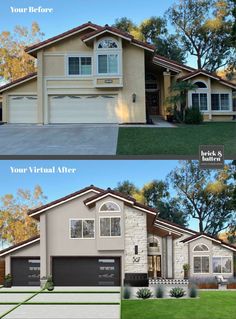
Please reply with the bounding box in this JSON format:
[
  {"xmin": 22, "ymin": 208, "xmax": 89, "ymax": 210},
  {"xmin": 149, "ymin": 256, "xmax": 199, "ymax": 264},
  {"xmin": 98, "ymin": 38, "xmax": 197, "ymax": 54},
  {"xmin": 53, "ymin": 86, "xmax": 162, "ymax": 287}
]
[
  {"xmin": 49, "ymin": 95, "xmax": 119, "ymax": 124},
  {"xmin": 9, "ymin": 96, "xmax": 37, "ymax": 123}
]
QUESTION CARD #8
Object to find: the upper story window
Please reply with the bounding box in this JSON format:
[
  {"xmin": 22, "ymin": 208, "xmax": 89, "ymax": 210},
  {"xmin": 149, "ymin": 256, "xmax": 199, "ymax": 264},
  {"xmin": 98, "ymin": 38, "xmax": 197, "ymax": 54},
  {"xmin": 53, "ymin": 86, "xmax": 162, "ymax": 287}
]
[
  {"xmin": 100, "ymin": 201, "xmax": 121, "ymax": 212},
  {"xmin": 68, "ymin": 56, "xmax": 92, "ymax": 76},
  {"xmin": 70, "ymin": 219, "xmax": 95, "ymax": 239},
  {"xmin": 193, "ymin": 244, "xmax": 209, "ymax": 252},
  {"xmin": 97, "ymin": 38, "xmax": 120, "ymax": 75},
  {"xmin": 100, "ymin": 217, "xmax": 121, "ymax": 237}
]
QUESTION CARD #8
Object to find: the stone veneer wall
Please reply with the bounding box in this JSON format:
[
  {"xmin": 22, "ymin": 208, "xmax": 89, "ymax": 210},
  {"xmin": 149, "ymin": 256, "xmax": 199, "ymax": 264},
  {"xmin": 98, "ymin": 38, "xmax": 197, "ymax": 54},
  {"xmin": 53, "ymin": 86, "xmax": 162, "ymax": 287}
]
[
  {"xmin": 124, "ymin": 207, "xmax": 148, "ymax": 273},
  {"xmin": 173, "ymin": 234, "xmax": 189, "ymax": 279}
]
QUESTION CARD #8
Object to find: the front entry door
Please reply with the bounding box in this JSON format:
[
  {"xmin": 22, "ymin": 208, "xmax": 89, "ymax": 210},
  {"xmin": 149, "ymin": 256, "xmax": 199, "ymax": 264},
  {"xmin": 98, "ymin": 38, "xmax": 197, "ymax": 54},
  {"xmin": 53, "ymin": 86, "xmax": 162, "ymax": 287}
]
[
  {"xmin": 148, "ymin": 256, "xmax": 161, "ymax": 278},
  {"xmin": 146, "ymin": 91, "xmax": 159, "ymax": 116}
]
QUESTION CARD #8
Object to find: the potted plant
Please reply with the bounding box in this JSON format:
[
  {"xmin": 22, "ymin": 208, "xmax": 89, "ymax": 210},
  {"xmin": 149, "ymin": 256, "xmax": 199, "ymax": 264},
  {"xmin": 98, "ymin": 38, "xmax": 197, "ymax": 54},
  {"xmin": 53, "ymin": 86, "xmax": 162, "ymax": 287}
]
[
  {"xmin": 40, "ymin": 276, "xmax": 48, "ymax": 289},
  {"xmin": 45, "ymin": 276, "xmax": 54, "ymax": 291},
  {"xmin": 183, "ymin": 264, "xmax": 190, "ymax": 279},
  {"xmin": 166, "ymin": 106, "xmax": 174, "ymax": 122},
  {"xmin": 4, "ymin": 274, "xmax": 12, "ymax": 288}
]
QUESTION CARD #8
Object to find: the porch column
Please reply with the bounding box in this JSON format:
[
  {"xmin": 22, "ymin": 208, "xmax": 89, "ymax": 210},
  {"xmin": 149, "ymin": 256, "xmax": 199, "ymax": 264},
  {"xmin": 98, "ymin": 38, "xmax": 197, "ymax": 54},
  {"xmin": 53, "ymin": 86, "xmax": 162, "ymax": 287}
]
[
  {"xmin": 207, "ymin": 78, "xmax": 212, "ymax": 121},
  {"xmin": 166, "ymin": 235, "xmax": 173, "ymax": 278},
  {"xmin": 37, "ymin": 50, "xmax": 44, "ymax": 124},
  {"xmin": 163, "ymin": 71, "xmax": 171, "ymax": 119},
  {"xmin": 40, "ymin": 214, "xmax": 47, "ymax": 278}
]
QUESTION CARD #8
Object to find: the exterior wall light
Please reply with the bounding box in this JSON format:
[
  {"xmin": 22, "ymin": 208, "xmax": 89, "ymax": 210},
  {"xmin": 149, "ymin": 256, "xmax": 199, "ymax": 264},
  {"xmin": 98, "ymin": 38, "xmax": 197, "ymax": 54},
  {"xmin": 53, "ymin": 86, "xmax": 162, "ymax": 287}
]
[{"xmin": 132, "ymin": 93, "xmax": 136, "ymax": 103}]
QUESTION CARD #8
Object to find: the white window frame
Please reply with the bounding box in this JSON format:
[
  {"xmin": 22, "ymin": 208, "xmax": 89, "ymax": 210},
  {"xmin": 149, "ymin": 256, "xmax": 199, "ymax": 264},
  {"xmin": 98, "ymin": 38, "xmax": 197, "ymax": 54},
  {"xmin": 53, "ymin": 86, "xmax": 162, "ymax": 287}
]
[
  {"xmin": 99, "ymin": 216, "xmax": 121, "ymax": 238},
  {"xmin": 188, "ymin": 80, "xmax": 209, "ymax": 112},
  {"xmin": 193, "ymin": 243, "xmax": 209, "ymax": 252},
  {"xmin": 210, "ymin": 92, "xmax": 232, "ymax": 112},
  {"xmin": 193, "ymin": 255, "xmax": 210, "ymax": 274},
  {"xmin": 69, "ymin": 218, "xmax": 95, "ymax": 239},
  {"xmin": 212, "ymin": 256, "xmax": 233, "ymax": 274},
  {"xmin": 66, "ymin": 54, "xmax": 93, "ymax": 77},
  {"xmin": 99, "ymin": 201, "xmax": 121, "ymax": 213},
  {"xmin": 95, "ymin": 37, "xmax": 122, "ymax": 76}
]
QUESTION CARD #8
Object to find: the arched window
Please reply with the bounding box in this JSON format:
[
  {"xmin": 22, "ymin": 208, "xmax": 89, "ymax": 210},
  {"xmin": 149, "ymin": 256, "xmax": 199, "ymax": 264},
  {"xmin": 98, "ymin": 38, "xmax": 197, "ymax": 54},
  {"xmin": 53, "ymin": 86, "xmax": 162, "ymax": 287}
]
[
  {"xmin": 194, "ymin": 81, "xmax": 207, "ymax": 88},
  {"xmin": 99, "ymin": 201, "xmax": 121, "ymax": 212},
  {"xmin": 193, "ymin": 244, "xmax": 209, "ymax": 252},
  {"xmin": 97, "ymin": 39, "xmax": 118, "ymax": 49}
]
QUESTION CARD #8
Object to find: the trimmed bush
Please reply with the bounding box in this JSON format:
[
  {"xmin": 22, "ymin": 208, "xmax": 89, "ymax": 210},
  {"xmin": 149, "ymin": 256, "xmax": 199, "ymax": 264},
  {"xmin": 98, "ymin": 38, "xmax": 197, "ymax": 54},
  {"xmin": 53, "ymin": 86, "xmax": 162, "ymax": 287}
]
[
  {"xmin": 189, "ymin": 284, "xmax": 198, "ymax": 298},
  {"xmin": 170, "ymin": 287, "xmax": 185, "ymax": 298},
  {"xmin": 123, "ymin": 286, "xmax": 131, "ymax": 299},
  {"xmin": 155, "ymin": 285, "xmax": 164, "ymax": 298},
  {"xmin": 45, "ymin": 276, "xmax": 54, "ymax": 291},
  {"xmin": 184, "ymin": 107, "xmax": 203, "ymax": 124},
  {"xmin": 136, "ymin": 288, "xmax": 153, "ymax": 299}
]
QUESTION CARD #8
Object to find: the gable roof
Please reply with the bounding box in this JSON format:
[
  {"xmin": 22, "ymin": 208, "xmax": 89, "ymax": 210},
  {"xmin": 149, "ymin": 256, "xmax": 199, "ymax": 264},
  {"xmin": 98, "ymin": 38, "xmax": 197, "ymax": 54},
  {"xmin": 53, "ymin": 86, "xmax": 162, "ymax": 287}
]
[
  {"xmin": 0, "ymin": 235, "xmax": 40, "ymax": 257},
  {"xmin": 0, "ymin": 72, "xmax": 37, "ymax": 93},
  {"xmin": 25, "ymin": 22, "xmax": 101, "ymax": 56},
  {"xmin": 153, "ymin": 55, "xmax": 195, "ymax": 73},
  {"xmin": 181, "ymin": 232, "xmax": 236, "ymax": 252},
  {"xmin": 178, "ymin": 70, "xmax": 236, "ymax": 89},
  {"xmin": 81, "ymin": 25, "xmax": 155, "ymax": 52},
  {"xmin": 28, "ymin": 185, "xmax": 103, "ymax": 219},
  {"xmin": 154, "ymin": 217, "xmax": 197, "ymax": 236},
  {"xmin": 84, "ymin": 188, "xmax": 157, "ymax": 216}
]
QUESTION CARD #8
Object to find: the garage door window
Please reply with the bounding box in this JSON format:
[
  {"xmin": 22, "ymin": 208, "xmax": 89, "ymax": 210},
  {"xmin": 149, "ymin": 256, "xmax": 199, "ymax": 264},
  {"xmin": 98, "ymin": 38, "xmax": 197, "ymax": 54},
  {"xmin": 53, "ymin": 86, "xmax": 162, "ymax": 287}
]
[
  {"xmin": 70, "ymin": 219, "xmax": 95, "ymax": 239},
  {"xmin": 68, "ymin": 56, "xmax": 92, "ymax": 75},
  {"xmin": 100, "ymin": 217, "xmax": 121, "ymax": 237}
]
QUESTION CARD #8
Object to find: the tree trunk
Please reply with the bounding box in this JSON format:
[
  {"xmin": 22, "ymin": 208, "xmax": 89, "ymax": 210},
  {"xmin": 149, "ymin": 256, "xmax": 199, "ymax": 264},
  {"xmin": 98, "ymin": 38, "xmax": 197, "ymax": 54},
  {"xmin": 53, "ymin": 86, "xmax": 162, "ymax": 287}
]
[
  {"xmin": 197, "ymin": 55, "xmax": 202, "ymax": 69},
  {"xmin": 199, "ymin": 219, "xmax": 203, "ymax": 233}
]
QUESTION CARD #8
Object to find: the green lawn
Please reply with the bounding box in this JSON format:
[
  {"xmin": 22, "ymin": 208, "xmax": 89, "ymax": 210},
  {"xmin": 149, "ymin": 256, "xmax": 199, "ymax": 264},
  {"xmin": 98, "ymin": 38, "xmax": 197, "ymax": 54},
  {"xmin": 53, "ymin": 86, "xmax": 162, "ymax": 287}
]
[
  {"xmin": 117, "ymin": 122, "xmax": 236, "ymax": 156},
  {"xmin": 121, "ymin": 291, "xmax": 236, "ymax": 319}
]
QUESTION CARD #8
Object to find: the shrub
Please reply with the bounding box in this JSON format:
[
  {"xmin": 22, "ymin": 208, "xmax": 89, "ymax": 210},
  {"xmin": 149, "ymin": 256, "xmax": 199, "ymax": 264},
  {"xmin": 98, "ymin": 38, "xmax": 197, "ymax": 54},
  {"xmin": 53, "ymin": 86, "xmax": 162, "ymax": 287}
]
[
  {"xmin": 184, "ymin": 107, "xmax": 203, "ymax": 124},
  {"xmin": 189, "ymin": 284, "xmax": 198, "ymax": 298},
  {"xmin": 173, "ymin": 109, "xmax": 183, "ymax": 123},
  {"xmin": 45, "ymin": 276, "xmax": 54, "ymax": 291},
  {"xmin": 155, "ymin": 285, "xmax": 164, "ymax": 298},
  {"xmin": 170, "ymin": 287, "xmax": 185, "ymax": 298},
  {"xmin": 136, "ymin": 288, "xmax": 153, "ymax": 299},
  {"xmin": 123, "ymin": 285, "xmax": 131, "ymax": 299}
]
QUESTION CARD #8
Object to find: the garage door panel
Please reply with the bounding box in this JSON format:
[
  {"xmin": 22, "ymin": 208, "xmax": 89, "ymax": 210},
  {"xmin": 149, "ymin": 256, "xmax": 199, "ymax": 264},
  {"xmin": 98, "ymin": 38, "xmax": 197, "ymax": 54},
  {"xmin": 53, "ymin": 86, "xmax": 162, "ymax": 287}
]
[
  {"xmin": 9, "ymin": 96, "xmax": 37, "ymax": 123},
  {"xmin": 52, "ymin": 257, "xmax": 120, "ymax": 286},
  {"xmin": 11, "ymin": 258, "xmax": 40, "ymax": 286},
  {"xmin": 49, "ymin": 95, "xmax": 119, "ymax": 124}
]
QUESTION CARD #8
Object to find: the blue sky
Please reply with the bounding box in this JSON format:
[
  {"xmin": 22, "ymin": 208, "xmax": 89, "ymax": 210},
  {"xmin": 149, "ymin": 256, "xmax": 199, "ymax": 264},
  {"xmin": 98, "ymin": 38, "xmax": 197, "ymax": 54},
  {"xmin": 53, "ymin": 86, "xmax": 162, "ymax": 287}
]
[
  {"xmin": 0, "ymin": 0, "xmax": 196, "ymax": 67},
  {"xmin": 0, "ymin": 160, "xmax": 200, "ymax": 231}
]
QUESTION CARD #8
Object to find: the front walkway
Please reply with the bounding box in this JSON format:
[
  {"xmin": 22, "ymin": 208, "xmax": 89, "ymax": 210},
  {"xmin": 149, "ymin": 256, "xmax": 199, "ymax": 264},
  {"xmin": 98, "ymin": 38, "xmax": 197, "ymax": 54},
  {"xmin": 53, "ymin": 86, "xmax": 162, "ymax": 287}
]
[{"xmin": 0, "ymin": 286, "xmax": 121, "ymax": 319}]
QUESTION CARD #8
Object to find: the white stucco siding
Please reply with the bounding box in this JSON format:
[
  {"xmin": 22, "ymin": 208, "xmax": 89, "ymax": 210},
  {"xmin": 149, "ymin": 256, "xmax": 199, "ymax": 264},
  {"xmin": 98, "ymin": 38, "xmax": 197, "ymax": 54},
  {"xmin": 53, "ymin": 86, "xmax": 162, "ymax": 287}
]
[{"xmin": 124, "ymin": 207, "xmax": 148, "ymax": 273}]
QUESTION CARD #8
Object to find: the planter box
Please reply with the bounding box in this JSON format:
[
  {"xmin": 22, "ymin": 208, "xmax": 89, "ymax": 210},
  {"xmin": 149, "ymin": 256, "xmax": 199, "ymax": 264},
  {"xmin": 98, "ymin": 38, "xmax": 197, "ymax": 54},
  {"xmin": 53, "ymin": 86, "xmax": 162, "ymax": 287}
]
[
  {"xmin": 227, "ymin": 283, "xmax": 236, "ymax": 289},
  {"xmin": 197, "ymin": 283, "xmax": 218, "ymax": 289}
]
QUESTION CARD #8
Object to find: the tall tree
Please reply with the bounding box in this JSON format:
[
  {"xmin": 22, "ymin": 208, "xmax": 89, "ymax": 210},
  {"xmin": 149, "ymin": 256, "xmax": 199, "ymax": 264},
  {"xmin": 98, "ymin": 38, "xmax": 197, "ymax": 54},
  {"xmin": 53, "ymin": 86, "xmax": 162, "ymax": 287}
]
[
  {"xmin": 0, "ymin": 185, "xmax": 47, "ymax": 245},
  {"xmin": 0, "ymin": 22, "xmax": 44, "ymax": 81},
  {"xmin": 114, "ymin": 180, "xmax": 139, "ymax": 197},
  {"xmin": 167, "ymin": 0, "xmax": 234, "ymax": 71},
  {"xmin": 168, "ymin": 161, "xmax": 236, "ymax": 235},
  {"xmin": 113, "ymin": 17, "xmax": 186, "ymax": 63}
]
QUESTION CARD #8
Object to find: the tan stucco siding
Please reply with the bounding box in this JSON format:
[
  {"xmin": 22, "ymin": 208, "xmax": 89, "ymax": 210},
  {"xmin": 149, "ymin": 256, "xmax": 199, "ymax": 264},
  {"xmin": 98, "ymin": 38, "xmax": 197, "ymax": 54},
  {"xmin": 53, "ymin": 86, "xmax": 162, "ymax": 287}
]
[
  {"xmin": 120, "ymin": 43, "xmax": 146, "ymax": 123},
  {"xmin": 47, "ymin": 79, "xmax": 94, "ymax": 88},
  {"xmin": 44, "ymin": 56, "xmax": 65, "ymax": 76}
]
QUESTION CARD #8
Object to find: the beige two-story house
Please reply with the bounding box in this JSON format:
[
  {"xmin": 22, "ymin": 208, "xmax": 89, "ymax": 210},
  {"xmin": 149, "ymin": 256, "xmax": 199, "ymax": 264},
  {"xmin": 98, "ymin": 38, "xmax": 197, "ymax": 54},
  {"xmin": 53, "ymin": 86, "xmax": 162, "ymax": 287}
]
[
  {"xmin": 0, "ymin": 186, "xmax": 235, "ymax": 287},
  {"xmin": 0, "ymin": 22, "xmax": 235, "ymax": 124}
]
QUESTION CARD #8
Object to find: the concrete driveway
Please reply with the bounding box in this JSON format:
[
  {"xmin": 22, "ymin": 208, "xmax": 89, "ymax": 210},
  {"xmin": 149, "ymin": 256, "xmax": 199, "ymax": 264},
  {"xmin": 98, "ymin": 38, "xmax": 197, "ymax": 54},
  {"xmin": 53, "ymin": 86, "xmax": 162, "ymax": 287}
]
[
  {"xmin": 0, "ymin": 124, "xmax": 119, "ymax": 155},
  {"xmin": 0, "ymin": 286, "xmax": 121, "ymax": 319}
]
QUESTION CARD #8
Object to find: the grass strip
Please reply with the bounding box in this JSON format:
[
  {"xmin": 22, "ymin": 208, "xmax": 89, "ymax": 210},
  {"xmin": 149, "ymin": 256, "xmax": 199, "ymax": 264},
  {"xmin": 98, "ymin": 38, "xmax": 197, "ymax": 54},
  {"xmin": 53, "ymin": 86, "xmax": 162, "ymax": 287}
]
[{"xmin": 0, "ymin": 288, "xmax": 43, "ymax": 319}]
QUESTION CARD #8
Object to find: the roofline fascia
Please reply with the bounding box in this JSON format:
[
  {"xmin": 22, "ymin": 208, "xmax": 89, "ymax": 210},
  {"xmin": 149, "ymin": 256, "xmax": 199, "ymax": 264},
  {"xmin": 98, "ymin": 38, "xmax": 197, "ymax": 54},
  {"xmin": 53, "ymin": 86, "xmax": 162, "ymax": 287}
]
[
  {"xmin": 155, "ymin": 219, "xmax": 196, "ymax": 235},
  {"xmin": 29, "ymin": 189, "xmax": 101, "ymax": 217},
  {"xmin": 0, "ymin": 75, "xmax": 37, "ymax": 93},
  {"xmin": 85, "ymin": 193, "xmax": 135, "ymax": 206},
  {"xmin": 154, "ymin": 223, "xmax": 183, "ymax": 236},
  {"xmin": 153, "ymin": 57, "xmax": 194, "ymax": 72},
  {"xmin": 0, "ymin": 238, "xmax": 40, "ymax": 257},
  {"xmin": 83, "ymin": 29, "xmax": 132, "ymax": 43},
  {"xmin": 183, "ymin": 234, "xmax": 221, "ymax": 244}
]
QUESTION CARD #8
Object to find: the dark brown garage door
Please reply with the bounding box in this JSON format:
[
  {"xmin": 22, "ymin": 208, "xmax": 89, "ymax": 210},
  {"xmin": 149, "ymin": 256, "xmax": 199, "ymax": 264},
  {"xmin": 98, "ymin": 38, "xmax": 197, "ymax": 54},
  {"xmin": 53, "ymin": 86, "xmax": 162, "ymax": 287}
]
[
  {"xmin": 11, "ymin": 258, "xmax": 40, "ymax": 286},
  {"xmin": 0, "ymin": 259, "xmax": 5, "ymax": 285},
  {"xmin": 52, "ymin": 257, "xmax": 121, "ymax": 286}
]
